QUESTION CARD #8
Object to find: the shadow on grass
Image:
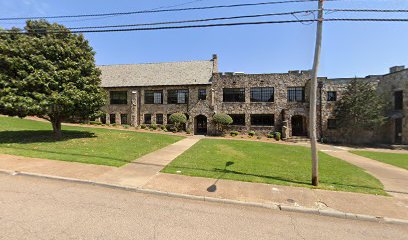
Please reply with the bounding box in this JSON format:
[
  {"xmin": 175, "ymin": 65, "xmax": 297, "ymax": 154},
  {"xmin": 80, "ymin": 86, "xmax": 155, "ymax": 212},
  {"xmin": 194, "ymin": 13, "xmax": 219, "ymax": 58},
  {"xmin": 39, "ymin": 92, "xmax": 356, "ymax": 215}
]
[
  {"xmin": 169, "ymin": 165, "xmax": 384, "ymax": 193},
  {"xmin": 0, "ymin": 130, "xmax": 96, "ymax": 144}
]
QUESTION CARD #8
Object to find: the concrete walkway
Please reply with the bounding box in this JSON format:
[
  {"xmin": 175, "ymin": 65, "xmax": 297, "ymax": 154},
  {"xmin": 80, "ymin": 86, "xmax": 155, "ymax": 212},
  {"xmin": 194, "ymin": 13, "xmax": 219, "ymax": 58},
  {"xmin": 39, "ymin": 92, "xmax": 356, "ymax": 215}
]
[
  {"xmin": 318, "ymin": 146, "xmax": 408, "ymax": 199},
  {"xmin": 94, "ymin": 136, "xmax": 201, "ymax": 187}
]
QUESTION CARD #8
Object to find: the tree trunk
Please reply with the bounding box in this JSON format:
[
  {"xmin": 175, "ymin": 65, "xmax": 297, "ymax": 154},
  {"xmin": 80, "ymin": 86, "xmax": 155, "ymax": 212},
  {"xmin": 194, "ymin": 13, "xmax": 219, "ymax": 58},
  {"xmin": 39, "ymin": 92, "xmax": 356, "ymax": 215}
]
[{"xmin": 51, "ymin": 118, "xmax": 62, "ymax": 139}]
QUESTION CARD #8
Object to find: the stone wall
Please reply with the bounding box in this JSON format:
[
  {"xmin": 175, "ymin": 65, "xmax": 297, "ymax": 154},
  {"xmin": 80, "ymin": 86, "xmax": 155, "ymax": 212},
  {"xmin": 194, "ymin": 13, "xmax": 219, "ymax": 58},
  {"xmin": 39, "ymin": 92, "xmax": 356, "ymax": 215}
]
[
  {"xmin": 377, "ymin": 69, "xmax": 408, "ymax": 144},
  {"xmin": 318, "ymin": 77, "xmax": 381, "ymax": 144},
  {"xmin": 212, "ymin": 71, "xmax": 312, "ymax": 136}
]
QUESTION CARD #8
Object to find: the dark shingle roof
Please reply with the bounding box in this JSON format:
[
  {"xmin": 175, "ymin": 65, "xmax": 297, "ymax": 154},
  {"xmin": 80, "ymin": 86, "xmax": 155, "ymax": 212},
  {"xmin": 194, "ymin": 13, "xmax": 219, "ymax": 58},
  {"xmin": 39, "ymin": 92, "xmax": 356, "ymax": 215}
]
[{"xmin": 99, "ymin": 60, "xmax": 214, "ymax": 87}]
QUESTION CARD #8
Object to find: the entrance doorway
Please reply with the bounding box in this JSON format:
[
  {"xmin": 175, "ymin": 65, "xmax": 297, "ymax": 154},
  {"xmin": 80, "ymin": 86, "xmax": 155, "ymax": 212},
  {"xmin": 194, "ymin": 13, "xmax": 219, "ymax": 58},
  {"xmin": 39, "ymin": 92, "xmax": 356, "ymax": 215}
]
[
  {"xmin": 291, "ymin": 115, "xmax": 306, "ymax": 136},
  {"xmin": 395, "ymin": 118, "xmax": 403, "ymax": 144},
  {"xmin": 195, "ymin": 115, "xmax": 207, "ymax": 135}
]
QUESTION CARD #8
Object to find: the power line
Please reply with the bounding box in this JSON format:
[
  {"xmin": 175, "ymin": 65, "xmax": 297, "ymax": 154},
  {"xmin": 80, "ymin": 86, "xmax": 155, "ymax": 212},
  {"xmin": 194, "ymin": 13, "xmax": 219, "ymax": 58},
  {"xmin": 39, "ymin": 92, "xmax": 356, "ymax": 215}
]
[
  {"xmin": 2, "ymin": 18, "xmax": 407, "ymax": 35},
  {"xmin": 0, "ymin": 0, "xmax": 325, "ymax": 21},
  {"xmin": 66, "ymin": 10, "xmax": 317, "ymax": 30}
]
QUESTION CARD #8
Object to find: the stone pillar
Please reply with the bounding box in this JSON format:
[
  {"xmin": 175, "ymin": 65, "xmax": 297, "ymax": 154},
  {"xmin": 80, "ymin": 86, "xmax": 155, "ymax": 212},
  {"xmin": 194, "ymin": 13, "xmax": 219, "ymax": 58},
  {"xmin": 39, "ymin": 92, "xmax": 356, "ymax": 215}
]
[
  {"xmin": 106, "ymin": 113, "xmax": 110, "ymax": 124},
  {"xmin": 131, "ymin": 90, "xmax": 138, "ymax": 127},
  {"xmin": 210, "ymin": 88, "xmax": 216, "ymax": 111},
  {"xmin": 115, "ymin": 112, "xmax": 121, "ymax": 125}
]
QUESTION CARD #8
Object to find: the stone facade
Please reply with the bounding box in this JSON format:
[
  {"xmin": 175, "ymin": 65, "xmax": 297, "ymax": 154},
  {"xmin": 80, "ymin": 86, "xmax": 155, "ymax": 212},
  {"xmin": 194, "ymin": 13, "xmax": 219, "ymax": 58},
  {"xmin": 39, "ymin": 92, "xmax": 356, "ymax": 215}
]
[{"xmin": 100, "ymin": 55, "xmax": 407, "ymax": 145}]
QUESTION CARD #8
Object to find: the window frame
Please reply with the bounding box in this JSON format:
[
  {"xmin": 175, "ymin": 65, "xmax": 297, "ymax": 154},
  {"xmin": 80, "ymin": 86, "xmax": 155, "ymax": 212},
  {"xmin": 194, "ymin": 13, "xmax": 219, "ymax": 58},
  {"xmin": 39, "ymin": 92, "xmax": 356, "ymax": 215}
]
[
  {"xmin": 250, "ymin": 114, "xmax": 274, "ymax": 126},
  {"xmin": 156, "ymin": 114, "xmax": 163, "ymax": 125},
  {"xmin": 109, "ymin": 114, "xmax": 116, "ymax": 124},
  {"xmin": 144, "ymin": 90, "xmax": 163, "ymax": 104},
  {"xmin": 395, "ymin": 91, "xmax": 403, "ymax": 110},
  {"xmin": 110, "ymin": 91, "xmax": 128, "ymax": 105},
  {"xmin": 198, "ymin": 89, "xmax": 207, "ymax": 100},
  {"xmin": 229, "ymin": 114, "xmax": 246, "ymax": 126},
  {"xmin": 327, "ymin": 91, "xmax": 337, "ymax": 102},
  {"xmin": 120, "ymin": 114, "xmax": 128, "ymax": 125},
  {"xmin": 287, "ymin": 87, "xmax": 305, "ymax": 102},
  {"xmin": 168, "ymin": 89, "xmax": 189, "ymax": 104},
  {"xmin": 144, "ymin": 114, "xmax": 152, "ymax": 124},
  {"xmin": 327, "ymin": 119, "xmax": 337, "ymax": 129},
  {"xmin": 250, "ymin": 87, "xmax": 274, "ymax": 102},
  {"xmin": 223, "ymin": 88, "xmax": 245, "ymax": 102}
]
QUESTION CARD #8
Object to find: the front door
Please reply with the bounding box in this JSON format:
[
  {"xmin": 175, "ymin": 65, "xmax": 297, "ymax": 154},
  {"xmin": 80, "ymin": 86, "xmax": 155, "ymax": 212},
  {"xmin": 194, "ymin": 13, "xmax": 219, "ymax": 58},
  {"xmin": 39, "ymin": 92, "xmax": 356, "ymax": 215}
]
[
  {"xmin": 395, "ymin": 118, "xmax": 403, "ymax": 144},
  {"xmin": 195, "ymin": 115, "xmax": 207, "ymax": 135},
  {"xmin": 292, "ymin": 115, "xmax": 305, "ymax": 136}
]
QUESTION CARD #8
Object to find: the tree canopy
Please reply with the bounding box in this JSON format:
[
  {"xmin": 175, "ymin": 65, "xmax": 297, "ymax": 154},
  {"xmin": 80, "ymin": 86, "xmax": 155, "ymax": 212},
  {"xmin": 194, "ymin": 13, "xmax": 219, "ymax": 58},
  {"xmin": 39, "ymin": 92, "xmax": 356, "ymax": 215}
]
[
  {"xmin": 335, "ymin": 78, "xmax": 386, "ymax": 143},
  {"xmin": 0, "ymin": 20, "xmax": 106, "ymax": 138}
]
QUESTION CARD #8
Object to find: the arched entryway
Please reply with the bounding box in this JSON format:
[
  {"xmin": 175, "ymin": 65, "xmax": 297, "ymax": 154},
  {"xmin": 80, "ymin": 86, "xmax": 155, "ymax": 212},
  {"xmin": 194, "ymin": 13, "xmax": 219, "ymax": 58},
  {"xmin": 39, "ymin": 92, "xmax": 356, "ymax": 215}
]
[
  {"xmin": 195, "ymin": 115, "xmax": 208, "ymax": 135},
  {"xmin": 291, "ymin": 115, "xmax": 306, "ymax": 136}
]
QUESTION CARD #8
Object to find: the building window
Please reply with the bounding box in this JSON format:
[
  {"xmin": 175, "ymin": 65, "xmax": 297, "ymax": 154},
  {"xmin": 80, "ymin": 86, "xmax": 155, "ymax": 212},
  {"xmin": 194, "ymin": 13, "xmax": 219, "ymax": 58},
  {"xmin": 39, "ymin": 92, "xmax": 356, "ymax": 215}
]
[
  {"xmin": 144, "ymin": 114, "xmax": 151, "ymax": 124},
  {"xmin": 250, "ymin": 87, "xmax": 274, "ymax": 102},
  {"xmin": 120, "ymin": 114, "xmax": 128, "ymax": 125},
  {"xmin": 395, "ymin": 91, "xmax": 403, "ymax": 110},
  {"xmin": 109, "ymin": 114, "xmax": 116, "ymax": 124},
  {"xmin": 156, "ymin": 114, "xmax": 163, "ymax": 125},
  {"xmin": 198, "ymin": 89, "xmax": 207, "ymax": 100},
  {"xmin": 168, "ymin": 89, "xmax": 189, "ymax": 104},
  {"xmin": 327, "ymin": 119, "xmax": 337, "ymax": 129},
  {"xmin": 110, "ymin": 91, "xmax": 127, "ymax": 105},
  {"xmin": 101, "ymin": 115, "xmax": 106, "ymax": 124},
  {"xmin": 287, "ymin": 87, "xmax": 305, "ymax": 102},
  {"xmin": 250, "ymin": 114, "xmax": 274, "ymax": 126},
  {"xmin": 327, "ymin": 91, "xmax": 337, "ymax": 101},
  {"xmin": 223, "ymin": 88, "xmax": 245, "ymax": 102},
  {"xmin": 229, "ymin": 114, "xmax": 245, "ymax": 126},
  {"xmin": 145, "ymin": 90, "xmax": 163, "ymax": 104}
]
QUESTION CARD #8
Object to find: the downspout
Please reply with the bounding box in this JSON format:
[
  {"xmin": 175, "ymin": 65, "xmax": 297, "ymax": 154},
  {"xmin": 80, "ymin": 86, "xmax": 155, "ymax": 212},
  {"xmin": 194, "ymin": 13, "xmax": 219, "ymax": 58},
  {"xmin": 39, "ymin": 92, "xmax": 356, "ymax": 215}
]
[{"xmin": 318, "ymin": 81, "xmax": 324, "ymax": 141}]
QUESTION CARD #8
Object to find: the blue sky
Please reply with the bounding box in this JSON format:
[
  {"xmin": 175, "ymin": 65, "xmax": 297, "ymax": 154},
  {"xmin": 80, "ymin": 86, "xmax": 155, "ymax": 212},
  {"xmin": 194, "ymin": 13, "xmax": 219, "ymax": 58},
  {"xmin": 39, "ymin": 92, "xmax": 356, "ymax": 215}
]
[{"xmin": 0, "ymin": 0, "xmax": 407, "ymax": 78}]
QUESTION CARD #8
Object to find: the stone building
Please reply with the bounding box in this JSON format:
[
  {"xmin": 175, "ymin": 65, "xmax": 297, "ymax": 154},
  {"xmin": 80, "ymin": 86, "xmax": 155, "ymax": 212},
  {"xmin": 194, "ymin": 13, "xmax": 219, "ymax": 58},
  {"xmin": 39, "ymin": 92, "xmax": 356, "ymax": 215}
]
[{"xmin": 100, "ymin": 55, "xmax": 407, "ymax": 145}]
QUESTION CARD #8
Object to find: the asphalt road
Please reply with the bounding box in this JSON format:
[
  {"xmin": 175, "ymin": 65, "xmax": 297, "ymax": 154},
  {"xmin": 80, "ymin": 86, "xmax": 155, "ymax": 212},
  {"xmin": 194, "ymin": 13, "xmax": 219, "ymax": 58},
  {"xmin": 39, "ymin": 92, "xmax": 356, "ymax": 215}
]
[{"xmin": 0, "ymin": 173, "xmax": 406, "ymax": 240}]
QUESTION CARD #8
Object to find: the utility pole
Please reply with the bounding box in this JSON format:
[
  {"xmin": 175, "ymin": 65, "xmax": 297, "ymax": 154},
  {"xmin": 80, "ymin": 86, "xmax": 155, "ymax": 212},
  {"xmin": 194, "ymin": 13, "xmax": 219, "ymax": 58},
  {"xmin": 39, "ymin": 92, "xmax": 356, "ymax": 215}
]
[{"xmin": 310, "ymin": 0, "xmax": 324, "ymax": 186}]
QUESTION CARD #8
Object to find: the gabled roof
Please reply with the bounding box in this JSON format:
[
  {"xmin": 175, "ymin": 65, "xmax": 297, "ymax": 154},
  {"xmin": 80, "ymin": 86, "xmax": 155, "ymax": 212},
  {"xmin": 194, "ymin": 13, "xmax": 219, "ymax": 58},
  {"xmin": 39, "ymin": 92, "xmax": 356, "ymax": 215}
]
[{"xmin": 99, "ymin": 60, "xmax": 214, "ymax": 88}]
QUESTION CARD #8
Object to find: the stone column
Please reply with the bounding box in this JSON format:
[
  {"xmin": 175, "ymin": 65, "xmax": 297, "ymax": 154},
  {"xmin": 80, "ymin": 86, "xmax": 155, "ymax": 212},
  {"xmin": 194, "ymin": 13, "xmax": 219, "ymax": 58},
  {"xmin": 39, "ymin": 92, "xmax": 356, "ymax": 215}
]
[
  {"xmin": 131, "ymin": 90, "xmax": 138, "ymax": 127},
  {"xmin": 115, "ymin": 112, "xmax": 121, "ymax": 125},
  {"xmin": 106, "ymin": 113, "xmax": 110, "ymax": 125}
]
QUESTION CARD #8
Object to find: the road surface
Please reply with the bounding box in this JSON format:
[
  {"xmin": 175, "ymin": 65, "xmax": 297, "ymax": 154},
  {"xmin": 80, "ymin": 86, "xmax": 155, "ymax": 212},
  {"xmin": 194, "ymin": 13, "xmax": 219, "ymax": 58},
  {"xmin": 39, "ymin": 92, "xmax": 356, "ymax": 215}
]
[{"xmin": 0, "ymin": 173, "xmax": 406, "ymax": 240}]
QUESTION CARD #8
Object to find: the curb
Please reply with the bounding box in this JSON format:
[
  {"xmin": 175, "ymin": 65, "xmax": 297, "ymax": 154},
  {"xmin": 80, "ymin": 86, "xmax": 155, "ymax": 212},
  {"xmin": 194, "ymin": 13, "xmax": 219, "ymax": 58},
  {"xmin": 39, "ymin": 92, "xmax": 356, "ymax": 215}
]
[{"xmin": 1, "ymin": 169, "xmax": 407, "ymax": 226}]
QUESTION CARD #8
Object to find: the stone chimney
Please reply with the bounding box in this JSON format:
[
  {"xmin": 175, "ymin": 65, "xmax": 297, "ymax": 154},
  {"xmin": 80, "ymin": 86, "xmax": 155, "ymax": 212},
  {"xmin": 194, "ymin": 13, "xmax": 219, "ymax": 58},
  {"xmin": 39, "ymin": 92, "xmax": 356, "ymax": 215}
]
[
  {"xmin": 390, "ymin": 66, "xmax": 405, "ymax": 73},
  {"xmin": 212, "ymin": 54, "xmax": 218, "ymax": 73}
]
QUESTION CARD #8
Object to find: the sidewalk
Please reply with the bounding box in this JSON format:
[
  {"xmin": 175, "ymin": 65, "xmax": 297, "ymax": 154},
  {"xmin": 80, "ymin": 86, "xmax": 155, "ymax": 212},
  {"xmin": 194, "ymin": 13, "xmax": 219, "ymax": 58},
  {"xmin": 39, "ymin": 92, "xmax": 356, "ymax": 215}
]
[{"xmin": 143, "ymin": 173, "xmax": 408, "ymax": 220}]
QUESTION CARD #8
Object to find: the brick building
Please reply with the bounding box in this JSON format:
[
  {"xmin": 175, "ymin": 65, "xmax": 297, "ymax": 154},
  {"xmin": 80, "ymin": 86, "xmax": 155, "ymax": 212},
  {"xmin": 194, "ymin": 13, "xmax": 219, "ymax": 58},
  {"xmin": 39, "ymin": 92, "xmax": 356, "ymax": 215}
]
[{"xmin": 100, "ymin": 55, "xmax": 407, "ymax": 145}]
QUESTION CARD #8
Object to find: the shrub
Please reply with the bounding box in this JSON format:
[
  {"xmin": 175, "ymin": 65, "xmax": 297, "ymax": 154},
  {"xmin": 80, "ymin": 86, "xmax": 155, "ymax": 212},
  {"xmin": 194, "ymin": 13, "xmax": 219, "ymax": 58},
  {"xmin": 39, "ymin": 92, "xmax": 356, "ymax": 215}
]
[
  {"xmin": 230, "ymin": 131, "xmax": 239, "ymax": 137},
  {"xmin": 160, "ymin": 125, "xmax": 166, "ymax": 130},
  {"xmin": 140, "ymin": 124, "xmax": 147, "ymax": 129},
  {"xmin": 213, "ymin": 113, "xmax": 233, "ymax": 135},
  {"xmin": 257, "ymin": 136, "xmax": 262, "ymax": 140},
  {"xmin": 274, "ymin": 132, "xmax": 281, "ymax": 141},
  {"xmin": 186, "ymin": 129, "xmax": 191, "ymax": 134},
  {"xmin": 267, "ymin": 134, "xmax": 274, "ymax": 138},
  {"xmin": 123, "ymin": 124, "xmax": 130, "ymax": 129},
  {"xmin": 169, "ymin": 113, "xmax": 187, "ymax": 132},
  {"xmin": 111, "ymin": 123, "xmax": 117, "ymax": 127},
  {"xmin": 150, "ymin": 124, "xmax": 158, "ymax": 130},
  {"xmin": 89, "ymin": 121, "xmax": 102, "ymax": 125},
  {"xmin": 248, "ymin": 131, "xmax": 256, "ymax": 137}
]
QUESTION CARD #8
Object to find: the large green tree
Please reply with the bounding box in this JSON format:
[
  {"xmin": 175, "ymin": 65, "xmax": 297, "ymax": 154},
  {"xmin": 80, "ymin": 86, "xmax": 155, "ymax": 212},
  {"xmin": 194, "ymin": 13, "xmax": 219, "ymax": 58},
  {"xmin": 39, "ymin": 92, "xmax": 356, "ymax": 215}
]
[
  {"xmin": 335, "ymin": 78, "xmax": 386, "ymax": 143},
  {"xmin": 0, "ymin": 20, "xmax": 106, "ymax": 138}
]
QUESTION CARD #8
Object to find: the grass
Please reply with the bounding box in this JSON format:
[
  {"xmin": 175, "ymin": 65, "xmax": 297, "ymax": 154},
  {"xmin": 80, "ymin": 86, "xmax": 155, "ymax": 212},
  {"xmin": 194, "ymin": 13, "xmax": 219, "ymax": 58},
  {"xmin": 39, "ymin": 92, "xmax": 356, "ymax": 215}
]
[
  {"xmin": 350, "ymin": 151, "xmax": 408, "ymax": 170},
  {"xmin": 0, "ymin": 116, "xmax": 184, "ymax": 167},
  {"xmin": 162, "ymin": 139, "xmax": 386, "ymax": 195}
]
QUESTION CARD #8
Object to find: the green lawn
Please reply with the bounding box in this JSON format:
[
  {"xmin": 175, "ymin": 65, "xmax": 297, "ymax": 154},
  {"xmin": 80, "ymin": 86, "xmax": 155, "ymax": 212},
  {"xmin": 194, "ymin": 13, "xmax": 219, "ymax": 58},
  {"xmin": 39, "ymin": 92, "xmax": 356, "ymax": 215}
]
[
  {"xmin": 0, "ymin": 116, "xmax": 184, "ymax": 167},
  {"xmin": 162, "ymin": 139, "xmax": 386, "ymax": 195},
  {"xmin": 350, "ymin": 151, "xmax": 408, "ymax": 170}
]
